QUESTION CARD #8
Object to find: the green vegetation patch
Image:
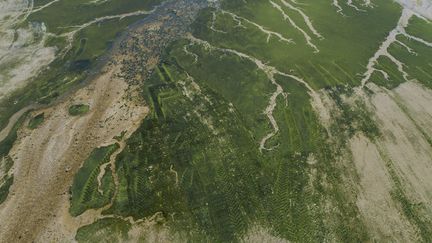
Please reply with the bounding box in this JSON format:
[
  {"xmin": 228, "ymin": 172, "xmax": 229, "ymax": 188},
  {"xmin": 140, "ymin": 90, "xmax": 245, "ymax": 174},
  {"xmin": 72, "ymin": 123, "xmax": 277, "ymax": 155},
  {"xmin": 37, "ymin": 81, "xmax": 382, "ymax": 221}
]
[
  {"xmin": 70, "ymin": 143, "xmax": 119, "ymax": 216},
  {"xmin": 406, "ymin": 15, "xmax": 432, "ymax": 45},
  {"xmin": 0, "ymin": 175, "xmax": 14, "ymax": 205},
  {"xmin": 28, "ymin": 113, "xmax": 45, "ymax": 129},
  {"xmin": 101, "ymin": 48, "xmax": 370, "ymax": 241},
  {"xmin": 0, "ymin": 113, "xmax": 28, "ymax": 159},
  {"xmin": 0, "ymin": 156, "xmax": 14, "ymax": 204},
  {"xmin": 379, "ymin": 151, "xmax": 432, "ymax": 242},
  {"xmin": 193, "ymin": 0, "xmax": 401, "ymax": 89},
  {"xmin": 75, "ymin": 218, "xmax": 131, "ymax": 243},
  {"xmin": 168, "ymin": 39, "xmax": 275, "ymax": 141},
  {"xmin": 389, "ymin": 35, "xmax": 432, "ymax": 89},
  {"xmin": 104, "ymin": 63, "xmax": 268, "ymax": 242},
  {"xmin": 27, "ymin": 0, "xmax": 161, "ymax": 34},
  {"xmin": 68, "ymin": 104, "xmax": 90, "ymax": 116},
  {"xmin": 0, "ymin": 112, "xmax": 28, "ymax": 205},
  {"xmin": 327, "ymin": 86, "xmax": 380, "ymax": 140}
]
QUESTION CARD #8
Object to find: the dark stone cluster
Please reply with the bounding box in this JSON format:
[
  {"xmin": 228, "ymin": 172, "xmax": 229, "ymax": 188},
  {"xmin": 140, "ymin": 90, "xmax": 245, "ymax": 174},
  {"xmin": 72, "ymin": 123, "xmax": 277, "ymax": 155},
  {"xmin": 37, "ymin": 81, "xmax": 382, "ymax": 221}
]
[{"xmin": 113, "ymin": 0, "xmax": 218, "ymax": 85}]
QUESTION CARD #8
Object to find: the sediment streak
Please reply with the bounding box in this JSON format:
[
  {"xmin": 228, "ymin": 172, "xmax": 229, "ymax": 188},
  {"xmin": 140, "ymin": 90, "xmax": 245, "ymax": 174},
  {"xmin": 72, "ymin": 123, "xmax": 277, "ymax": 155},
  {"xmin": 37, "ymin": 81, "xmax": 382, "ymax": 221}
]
[
  {"xmin": 361, "ymin": 9, "xmax": 432, "ymax": 87},
  {"xmin": 186, "ymin": 34, "xmax": 321, "ymax": 151},
  {"xmin": 213, "ymin": 10, "xmax": 294, "ymax": 44},
  {"xmin": 58, "ymin": 9, "xmax": 155, "ymax": 53},
  {"xmin": 332, "ymin": 0, "xmax": 373, "ymax": 14},
  {"xmin": 270, "ymin": 0, "xmax": 322, "ymax": 52}
]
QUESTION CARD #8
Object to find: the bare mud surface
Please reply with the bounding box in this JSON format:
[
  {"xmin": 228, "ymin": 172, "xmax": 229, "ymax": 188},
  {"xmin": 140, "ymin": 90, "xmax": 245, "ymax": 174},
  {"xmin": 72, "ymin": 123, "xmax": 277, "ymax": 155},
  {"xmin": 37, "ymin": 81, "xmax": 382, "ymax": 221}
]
[
  {"xmin": 310, "ymin": 79, "xmax": 432, "ymax": 241},
  {"xmin": 0, "ymin": 62, "xmax": 148, "ymax": 242},
  {"xmin": 346, "ymin": 82, "xmax": 432, "ymax": 240},
  {"xmin": 36, "ymin": 122, "xmax": 147, "ymax": 242},
  {"xmin": 350, "ymin": 134, "xmax": 418, "ymax": 242},
  {"xmin": 367, "ymin": 83, "xmax": 432, "ymax": 211},
  {"xmin": 0, "ymin": 104, "xmax": 38, "ymax": 143},
  {"xmin": 395, "ymin": 0, "xmax": 432, "ymax": 20},
  {"xmin": 241, "ymin": 225, "xmax": 289, "ymax": 243},
  {"xmin": 393, "ymin": 81, "xmax": 432, "ymax": 138}
]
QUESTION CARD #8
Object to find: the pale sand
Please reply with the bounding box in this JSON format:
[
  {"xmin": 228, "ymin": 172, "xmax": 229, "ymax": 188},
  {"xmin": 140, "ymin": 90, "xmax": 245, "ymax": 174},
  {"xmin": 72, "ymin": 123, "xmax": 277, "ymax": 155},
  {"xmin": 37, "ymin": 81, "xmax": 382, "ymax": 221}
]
[
  {"xmin": 350, "ymin": 134, "xmax": 418, "ymax": 242},
  {"xmin": 0, "ymin": 63, "xmax": 148, "ymax": 242}
]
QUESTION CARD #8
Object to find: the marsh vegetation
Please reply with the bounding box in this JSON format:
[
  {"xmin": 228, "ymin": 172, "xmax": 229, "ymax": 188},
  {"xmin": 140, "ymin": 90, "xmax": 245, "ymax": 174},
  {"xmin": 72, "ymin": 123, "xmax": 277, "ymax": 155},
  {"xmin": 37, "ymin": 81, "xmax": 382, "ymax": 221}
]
[{"xmin": 1, "ymin": 0, "xmax": 432, "ymax": 242}]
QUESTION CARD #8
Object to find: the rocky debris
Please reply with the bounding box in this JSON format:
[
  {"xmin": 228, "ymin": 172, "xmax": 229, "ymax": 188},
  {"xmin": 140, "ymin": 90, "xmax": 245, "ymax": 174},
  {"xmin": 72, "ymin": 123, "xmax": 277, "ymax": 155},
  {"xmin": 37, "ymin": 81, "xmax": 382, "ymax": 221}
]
[{"xmin": 116, "ymin": 0, "xmax": 219, "ymax": 85}]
